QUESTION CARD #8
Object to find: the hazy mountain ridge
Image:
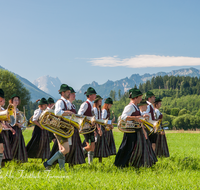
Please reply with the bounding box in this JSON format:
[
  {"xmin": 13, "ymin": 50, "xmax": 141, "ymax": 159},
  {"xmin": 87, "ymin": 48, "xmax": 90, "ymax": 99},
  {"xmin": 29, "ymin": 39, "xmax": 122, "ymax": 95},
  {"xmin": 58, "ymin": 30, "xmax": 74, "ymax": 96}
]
[
  {"xmin": 0, "ymin": 66, "xmax": 52, "ymax": 101},
  {"xmin": 33, "ymin": 75, "xmax": 62, "ymax": 99},
  {"xmin": 76, "ymin": 67, "xmax": 200, "ymax": 100}
]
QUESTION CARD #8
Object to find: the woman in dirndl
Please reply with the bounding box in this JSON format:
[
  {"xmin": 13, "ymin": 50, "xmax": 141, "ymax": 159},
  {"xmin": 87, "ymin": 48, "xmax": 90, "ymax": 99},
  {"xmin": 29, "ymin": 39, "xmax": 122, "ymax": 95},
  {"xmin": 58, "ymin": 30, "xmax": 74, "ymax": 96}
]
[
  {"xmin": 102, "ymin": 97, "xmax": 116, "ymax": 156},
  {"xmin": 65, "ymin": 87, "xmax": 86, "ymax": 166},
  {"xmin": 114, "ymin": 88, "xmax": 157, "ymax": 168},
  {"xmin": 9, "ymin": 94, "xmax": 28, "ymax": 162},
  {"xmin": 93, "ymin": 95, "xmax": 110, "ymax": 162},
  {"xmin": 26, "ymin": 98, "xmax": 50, "ymax": 160},
  {"xmin": 0, "ymin": 89, "xmax": 15, "ymax": 163},
  {"xmin": 153, "ymin": 97, "xmax": 169, "ymax": 157}
]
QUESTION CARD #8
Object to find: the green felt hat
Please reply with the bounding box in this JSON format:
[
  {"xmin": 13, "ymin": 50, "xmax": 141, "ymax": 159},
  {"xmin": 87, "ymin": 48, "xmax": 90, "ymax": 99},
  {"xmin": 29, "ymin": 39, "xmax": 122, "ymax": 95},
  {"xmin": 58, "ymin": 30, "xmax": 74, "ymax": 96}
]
[
  {"xmin": 138, "ymin": 99, "xmax": 148, "ymax": 107},
  {"xmin": 69, "ymin": 86, "xmax": 76, "ymax": 93},
  {"xmin": 85, "ymin": 87, "xmax": 97, "ymax": 96},
  {"xmin": 38, "ymin": 98, "xmax": 48, "ymax": 105},
  {"xmin": 10, "ymin": 93, "xmax": 20, "ymax": 100},
  {"xmin": 47, "ymin": 97, "xmax": 54, "ymax": 104},
  {"xmin": 155, "ymin": 97, "xmax": 162, "ymax": 103},
  {"xmin": 0, "ymin": 89, "xmax": 4, "ymax": 98},
  {"xmin": 145, "ymin": 91, "xmax": 155, "ymax": 99},
  {"xmin": 105, "ymin": 97, "xmax": 113, "ymax": 104},
  {"xmin": 129, "ymin": 88, "xmax": 143, "ymax": 99},
  {"xmin": 59, "ymin": 84, "xmax": 70, "ymax": 94},
  {"xmin": 94, "ymin": 95, "xmax": 103, "ymax": 103}
]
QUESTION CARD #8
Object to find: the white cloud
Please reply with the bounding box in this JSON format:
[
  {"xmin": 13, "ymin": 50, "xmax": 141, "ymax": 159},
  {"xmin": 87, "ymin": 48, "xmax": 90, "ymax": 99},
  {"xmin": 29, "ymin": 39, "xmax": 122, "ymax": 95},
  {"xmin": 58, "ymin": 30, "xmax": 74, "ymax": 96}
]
[{"xmin": 89, "ymin": 55, "xmax": 200, "ymax": 68}]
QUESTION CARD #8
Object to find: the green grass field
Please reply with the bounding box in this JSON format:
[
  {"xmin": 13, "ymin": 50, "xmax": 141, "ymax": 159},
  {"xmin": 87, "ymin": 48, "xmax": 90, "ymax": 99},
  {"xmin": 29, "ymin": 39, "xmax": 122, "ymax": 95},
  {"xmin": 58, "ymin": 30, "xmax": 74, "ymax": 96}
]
[{"xmin": 1, "ymin": 130, "xmax": 200, "ymax": 190}]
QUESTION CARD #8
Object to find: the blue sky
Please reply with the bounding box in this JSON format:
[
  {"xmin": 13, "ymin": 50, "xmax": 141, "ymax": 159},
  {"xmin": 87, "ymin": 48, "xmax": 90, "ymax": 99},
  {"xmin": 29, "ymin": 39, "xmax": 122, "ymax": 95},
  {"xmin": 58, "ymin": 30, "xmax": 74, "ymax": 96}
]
[{"xmin": 0, "ymin": 0, "xmax": 200, "ymax": 90}]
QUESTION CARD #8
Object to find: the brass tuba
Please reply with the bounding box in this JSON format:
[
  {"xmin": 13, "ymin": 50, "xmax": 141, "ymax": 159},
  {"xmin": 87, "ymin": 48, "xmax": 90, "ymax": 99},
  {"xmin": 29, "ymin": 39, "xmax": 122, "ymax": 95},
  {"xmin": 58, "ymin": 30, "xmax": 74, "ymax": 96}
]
[
  {"xmin": 117, "ymin": 116, "xmax": 142, "ymax": 133},
  {"xmin": 39, "ymin": 109, "xmax": 75, "ymax": 138},
  {"xmin": 67, "ymin": 114, "xmax": 112, "ymax": 135},
  {"xmin": 0, "ymin": 104, "xmax": 16, "ymax": 126}
]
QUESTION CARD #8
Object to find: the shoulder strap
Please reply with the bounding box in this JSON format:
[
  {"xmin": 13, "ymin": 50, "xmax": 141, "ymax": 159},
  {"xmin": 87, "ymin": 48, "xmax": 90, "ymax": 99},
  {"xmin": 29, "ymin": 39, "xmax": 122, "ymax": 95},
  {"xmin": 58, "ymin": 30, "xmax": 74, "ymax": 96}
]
[{"xmin": 58, "ymin": 99, "xmax": 68, "ymax": 111}]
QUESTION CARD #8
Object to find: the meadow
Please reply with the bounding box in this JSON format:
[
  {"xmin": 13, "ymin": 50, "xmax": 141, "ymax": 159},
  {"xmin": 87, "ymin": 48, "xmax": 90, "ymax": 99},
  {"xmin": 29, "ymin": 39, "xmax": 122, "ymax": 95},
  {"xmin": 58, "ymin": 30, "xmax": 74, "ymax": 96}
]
[{"xmin": 1, "ymin": 129, "xmax": 200, "ymax": 190}]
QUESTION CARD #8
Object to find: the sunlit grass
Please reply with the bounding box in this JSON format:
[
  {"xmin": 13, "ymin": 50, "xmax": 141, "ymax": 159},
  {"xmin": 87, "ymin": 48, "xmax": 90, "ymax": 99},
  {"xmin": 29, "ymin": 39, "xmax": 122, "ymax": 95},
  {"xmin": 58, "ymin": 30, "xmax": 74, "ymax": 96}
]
[{"xmin": 1, "ymin": 129, "xmax": 200, "ymax": 189}]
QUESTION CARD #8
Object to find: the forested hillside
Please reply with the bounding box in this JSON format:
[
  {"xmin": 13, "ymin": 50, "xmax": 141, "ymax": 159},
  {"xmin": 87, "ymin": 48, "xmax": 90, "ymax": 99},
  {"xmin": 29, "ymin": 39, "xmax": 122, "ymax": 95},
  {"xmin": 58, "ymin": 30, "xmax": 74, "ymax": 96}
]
[{"xmin": 110, "ymin": 75, "xmax": 200, "ymax": 130}]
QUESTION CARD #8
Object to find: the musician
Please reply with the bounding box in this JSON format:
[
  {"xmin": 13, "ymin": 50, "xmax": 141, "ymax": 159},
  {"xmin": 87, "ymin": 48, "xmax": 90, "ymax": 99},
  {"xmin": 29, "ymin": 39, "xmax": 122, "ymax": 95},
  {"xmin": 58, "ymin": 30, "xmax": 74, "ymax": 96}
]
[
  {"xmin": 47, "ymin": 97, "xmax": 55, "ymax": 109},
  {"xmin": 0, "ymin": 89, "xmax": 15, "ymax": 163},
  {"xmin": 44, "ymin": 84, "xmax": 74, "ymax": 170},
  {"xmin": 145, "ymin": 91, "xmax": 157, "ymax": 152},
  {"xmin": 65, "ymin": 86, "xmax": 86, "ymax": 166},
  {"xmin": 47, "ymin": 97, "xmax": 56, "ymax": 143},
  {"xmin": 114, "ymin": 88, "xmax": 157, "ymax": 168},
  {"xmin": 153, "ymin": 97, "xmax": 169, "ymax": 157},
  {"xmin": 9, "ymin": 94, "xmax": 28, "ymax": 162},
  {"xmin": 78, "ymin": 87, "xmax": 97, "ymax": 164},
  {"xmin": 26, "ymin": 98, "xmax": 50, "ymax": 160},
  {"xmin": 0, "ymin": 89, "xmax": 5, "ymax": 167},
  {"xmin": 102, "ymin": 97, "xmax": 116, "ymax": 156},
  {"xmin": 93, "ymin": 95, "xmax": 110, "ymax": 163}
]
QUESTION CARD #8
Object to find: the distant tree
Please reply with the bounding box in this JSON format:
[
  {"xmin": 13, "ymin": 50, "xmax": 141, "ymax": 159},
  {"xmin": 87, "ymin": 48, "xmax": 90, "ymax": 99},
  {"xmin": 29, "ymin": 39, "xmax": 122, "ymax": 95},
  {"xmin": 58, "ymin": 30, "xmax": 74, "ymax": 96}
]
[
  {"xmin": 170, "ymin": 108, "xmax": 180, "ymax": 116},
  {"xmin": 0, "ymin": 69, "xmax": 30, "ymax": 111},
  {"xmin": 109, "ymin": 90, "xmax": 116, "ymax": 101},
  {"xmin": 118, "ymin": 89, "xmax": 121, "ymax": 99},
  {"xmin": 178, "ymin": 108, "xmax": 187, "ymax": 116}
]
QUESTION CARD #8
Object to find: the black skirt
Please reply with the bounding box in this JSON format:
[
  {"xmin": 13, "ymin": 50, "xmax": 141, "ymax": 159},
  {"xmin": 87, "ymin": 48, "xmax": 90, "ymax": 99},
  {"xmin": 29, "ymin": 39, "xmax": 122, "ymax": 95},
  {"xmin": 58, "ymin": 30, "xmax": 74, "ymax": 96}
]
[
  {"xmin": 114, "ymin": 129, "xmax": 157, "ymax": 168},
  {"xmin": 155, "ymin": 132, "xmax": 170, "ymax": 157},
  {"xmin": 65, "ymin": 127, "xmax": 85, "ymax": 165},
  {"xmin": 0, "ymin": 133, "xmax": 3, "ymax": 144},
  {"xmin": 1, "ymin": 130, "xmax": 12, "ymax": 161},
  {"xmin": 26, "ymin": 125, "xmax": 50, "ymax": 159},
  {"xmin": 10, "ymin": 125, "xmax": 28, "ymax": 162},
  {"xmin": 105, "ymin": 130, "xmax": 116, "ymax": 155},
  {"xmin": 94, "ymin": 126, "xmax": 111, "ymax": 158}
]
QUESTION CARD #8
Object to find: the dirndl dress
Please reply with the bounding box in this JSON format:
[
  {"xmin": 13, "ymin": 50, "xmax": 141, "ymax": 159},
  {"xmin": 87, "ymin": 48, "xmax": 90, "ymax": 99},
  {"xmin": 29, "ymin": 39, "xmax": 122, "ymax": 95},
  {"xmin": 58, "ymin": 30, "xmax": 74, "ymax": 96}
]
[
  {"xmin": 1, "ymin": 130, "xmax": 12, "ymax": 161},
  {"xmin": 10, "ymin": 125, "xmax": 28, "ymax": 162},
  {"xmin": 155, "ymin": 132, "xmax": 169, "ymax": 157},
  {"xmin": 26, "ymin": 125, "xmax": 50, "ymax": 159},
  {"xmin": 114, "ymin": 103, "xmax": 157, "ymax": 168},
  {"xmin": 94, "ymin": 126, "xmax": 111, "ymax": 158}
]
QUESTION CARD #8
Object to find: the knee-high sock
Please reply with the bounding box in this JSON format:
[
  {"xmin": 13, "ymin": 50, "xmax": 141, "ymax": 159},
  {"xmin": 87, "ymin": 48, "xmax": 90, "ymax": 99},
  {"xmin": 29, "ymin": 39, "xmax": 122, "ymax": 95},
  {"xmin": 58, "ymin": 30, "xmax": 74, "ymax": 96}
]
[
  {"xmin": 88, "ymin": 151, "xmax": 94, "ymax": 164},
  {"xmin": 47, "ymin": 151, "xmax": 64, "ymax": 166},
  {"xmin": 83, "ymin": 147, "xmax": 87, "ymax": 154},
  {"xmin": 0, "ymin": 153, "xmax": 3, "ymax": 168}
]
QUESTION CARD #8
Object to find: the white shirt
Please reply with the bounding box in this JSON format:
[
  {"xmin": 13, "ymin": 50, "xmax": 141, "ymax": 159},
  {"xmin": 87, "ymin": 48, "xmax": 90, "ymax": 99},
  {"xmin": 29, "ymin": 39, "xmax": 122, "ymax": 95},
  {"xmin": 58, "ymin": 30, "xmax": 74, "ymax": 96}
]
[
  {"xmin": 102, "ymin": 109, "xmax": 108, "ymax": 119},
  {"xmin": 54, "ymin": 97, "xmax": 70, "ymax": 116},
  {"xmin": 93, "ymin": 107, "xmax": 101, "ymax": 119},
  {"xmin": 121, "ymin": 103, "xmax": 139, "ymax": 121},
  {"xmin": 145, "ymin": 101, "xmax": 155, "ymax": 120},
  {"xmin": 32, "ymin": 108, "xmax": 43, "ymax": 121},
  {"xmin": 66, "ymin": 100, "xmax": 76, "ymax": 111},
  {"xmin": 155, "ymin": 109, "xmax": 161, "ymax": 120},
  {"xmin": 78, "ymin": 99, "xmax": 93, "ymax": 115}
]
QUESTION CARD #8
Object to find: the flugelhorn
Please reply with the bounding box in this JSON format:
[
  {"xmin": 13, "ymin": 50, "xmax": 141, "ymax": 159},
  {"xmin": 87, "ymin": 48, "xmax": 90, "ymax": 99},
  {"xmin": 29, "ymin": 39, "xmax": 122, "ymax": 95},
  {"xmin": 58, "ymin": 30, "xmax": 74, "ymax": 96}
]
[{"xmin": 0, "ymin": 104, "xmax": 16, "ymax": 126}]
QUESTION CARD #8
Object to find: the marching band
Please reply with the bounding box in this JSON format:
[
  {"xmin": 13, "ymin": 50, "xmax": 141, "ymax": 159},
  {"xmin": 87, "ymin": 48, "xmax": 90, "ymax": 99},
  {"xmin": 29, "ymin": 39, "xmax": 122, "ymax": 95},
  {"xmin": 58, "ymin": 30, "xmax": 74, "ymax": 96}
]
[{"xmin": 0, "ymin": 85, "xmax": 170, "ymax": 170}]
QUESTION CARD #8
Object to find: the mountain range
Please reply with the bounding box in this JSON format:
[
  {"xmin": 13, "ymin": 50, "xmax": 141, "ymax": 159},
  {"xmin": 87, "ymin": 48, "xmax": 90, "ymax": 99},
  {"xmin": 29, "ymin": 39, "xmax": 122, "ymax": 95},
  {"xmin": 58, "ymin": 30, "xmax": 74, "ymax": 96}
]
[
  {"xmin": 1, "ymin": 65, "xmax": 200, "ymax": 102},
  {"xmin": 75, "ymin": 67, "xmax": 200, "ymax": 100},
  {"xmin": 33, "ymin": 76, "xmax": 62, "ymax": 99}
]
